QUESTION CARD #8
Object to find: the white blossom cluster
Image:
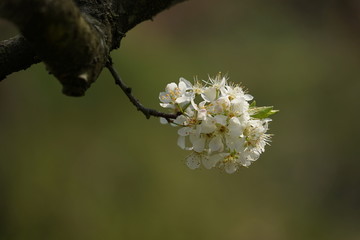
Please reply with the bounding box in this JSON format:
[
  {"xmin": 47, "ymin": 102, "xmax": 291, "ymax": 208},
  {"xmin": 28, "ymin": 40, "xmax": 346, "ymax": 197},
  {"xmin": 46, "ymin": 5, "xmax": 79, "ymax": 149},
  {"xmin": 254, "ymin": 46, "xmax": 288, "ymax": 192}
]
[{"xmin": 159, "ymin": 74, "xmax": 278, "ymax": 174}]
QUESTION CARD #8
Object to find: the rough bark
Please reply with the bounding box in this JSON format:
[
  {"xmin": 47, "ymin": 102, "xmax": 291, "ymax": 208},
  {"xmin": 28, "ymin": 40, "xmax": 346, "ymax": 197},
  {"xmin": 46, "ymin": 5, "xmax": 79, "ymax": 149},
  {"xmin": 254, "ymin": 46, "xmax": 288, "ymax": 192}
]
[
  {"xmin": 0, "ymin": 0, "xmax": 186, "ymax": 96},
  {"xmin": 0, "ymin": 35, "xmax": 40, "ymax": 80}
]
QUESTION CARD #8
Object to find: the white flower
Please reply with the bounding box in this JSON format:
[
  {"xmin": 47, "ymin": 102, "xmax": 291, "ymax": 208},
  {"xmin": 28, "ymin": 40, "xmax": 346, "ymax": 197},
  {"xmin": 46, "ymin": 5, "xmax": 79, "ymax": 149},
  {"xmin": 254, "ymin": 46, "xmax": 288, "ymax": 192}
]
[
  {"xmin": 198, "ymin": 115, "xmax": 245, "ymax": 154},
  {"xmin": 199, "ymin": 117, "xmax": 217, "ymax": 134},
  {"xmin": 222, "ymin": 85, "xmax": 253, "ymax": 102},
  {"xmin": 192, "ymin": 80, "xmax": 205, "ymax": 95},
  {"xmin": 229, "ymin": 98, "xmax": 250, "ymax": 117},
  {"xmin": 174, "ymin": 78, "xmax": 193, "ymax": 104},
  {"xmin": 191, "ymin": 100, "xmax": 207, "ymax": 120},
  {"xmin": 159, "ymin": 73, "xmax": 277, "ymax": 174},
  {"xmin": 200, "ymin": 74, "xmax": 227, "ymax": 102},
  {"xmin": 159, "ymin": 78, "xmax": 193, "ymax": 109},
  {"xmin": 244, "ymin": 119, "xmax": 272, "ymax": 154},
  {"xmin": 206, "ymin": 74, "xmax": 227, "ymax": 91},
  {"xmin": 210, "ymin": 96, "xmax": 231, "ymax": 114},
  {"xmin": 213, "ymin": 153, "xmax": 240, "ymax": 174}
]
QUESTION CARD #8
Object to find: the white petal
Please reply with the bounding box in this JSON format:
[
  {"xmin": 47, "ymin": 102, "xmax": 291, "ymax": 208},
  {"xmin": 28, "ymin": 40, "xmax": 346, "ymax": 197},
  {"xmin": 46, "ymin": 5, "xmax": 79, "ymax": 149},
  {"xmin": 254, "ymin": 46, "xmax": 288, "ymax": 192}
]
[
  {"xmin": 160, "ymin": 103, "xmax": 175, "ymax": 109},
  {"xmin": 160, "ymin": 117, "xmax": 168, "ymax": 124},
  {"xmin": 228, "ymin": 116, "xmax": 240, "ymax": 125},
  {"xmin": 165, "ymin": 82, "xmax": 177, "ymax": 92},
  {"xmin": 159, "ymin": 92, "xmax": 171, "ymax": 103},
  {"xmin": 179, "ymin": 77, "xmax": 192, "ymax": 89},
  {"xmin": 195, "ymin": 125, "xmax": 202, "ymax": 136},
  {"xmin": 209, "ymin": 136, "xmax": 223, "ymax": 152},
  {"xmin": 224, "ymin": 161, "xmax": 238, "ymax": 174},
  {"xmin": 203, "ymin": 154, "xmax": 223, "ymax": 169},
  {"xmin": 174, "ymin": 115, "xmax": 187, "ymax": 125},
  {"xmin": 178, "ymin": 127, "xmax": 192, "ymax": 136},
  {"xmin": 190, "ymin": 135, "xmax": 206, "ymax": 152},
  {"xmin": 175, "ymin": 95, "xmax": 190, "ymax": 104},
  {"xmin": 228, "ymin": 117, "xmax": 243, "ymax": 137},
  {"xmin": 214, "ymin": 115, "xmax": 227, "ymax": 126},
  {"xmin": 178, "ymin": 81, "xmax": 187, "ymax": 92},
  {"xmin": 191, "ymin": 99, "xmax": 199, "ymax": 110},
  {"xmin": 238, "ymin": 113, "xmax": 250, "ymax": 124},
  {"xmin": 177, "ymin": 136, "xmax": 186, "ymax": 149},
  {"xmin": 231, "ymin": 98, "xmax": 249, "ymax": 113},
  {"xmin": 247, "ymin": 150, "xmax": 260, "ymax": 161},
  {"xmin": 213, "ymin": 96, "xmax": 230, "ymax": 113},
  {"xmin": 201, "ymin": 87, "xmax": 217, "ymax": 102},
  {"xmin": 239, "ymin": 149, "xmax": 259, "ymax": 166},
  {"xmin": 244, "ymin": 94, "xmax": 253, "ymax": 101},
  {"xmin": 185, "ymin": 153, "xmax": 201, "ymax": 170},
  {"xmin": 241, "ymin": 157, "xmax": 252, "ymax": 167},
  {"xmin": 199, "ymin": 101, "xmax": 206, "ymax": 108},
  {"xmin": 243, "ymin": 161, "xmax": 251, "ymax": 167},
  {"xmin": 200, "ymin": 118, "xmax": 217, "ymax": 134},
  {"xmin": 197, "ymin": 109, "xmax": 207, "ymax": 120},
  {"xmin": 184, "ymin": 106, "xmax": 195, "ymax": 117},
  {"xmin": 225, "ymin": 136, "xmax": 244, "ymax": 152}
]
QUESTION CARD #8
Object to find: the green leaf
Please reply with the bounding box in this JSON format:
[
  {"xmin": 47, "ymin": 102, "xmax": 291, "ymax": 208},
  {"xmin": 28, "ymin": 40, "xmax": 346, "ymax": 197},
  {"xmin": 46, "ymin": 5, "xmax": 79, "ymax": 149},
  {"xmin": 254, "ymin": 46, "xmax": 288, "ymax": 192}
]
[
  {"xmin": 268, "ymin": 109, "xmax": 279, "ymax": 116},
  {"xmin": 250, "ymin": 106, "xmax": 279, "ymax": 119},
  {"xmin": 249, "ymin": 100, "xmax": 256, "ymax": 108}
]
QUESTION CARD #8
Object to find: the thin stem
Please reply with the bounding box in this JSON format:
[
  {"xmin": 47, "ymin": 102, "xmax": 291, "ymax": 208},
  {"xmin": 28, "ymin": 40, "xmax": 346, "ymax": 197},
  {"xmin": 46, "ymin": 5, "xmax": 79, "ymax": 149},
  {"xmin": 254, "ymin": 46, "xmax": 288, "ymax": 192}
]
[{"xmin": 106, "ymin": 58, "xmax": 180, "ymax": 120}]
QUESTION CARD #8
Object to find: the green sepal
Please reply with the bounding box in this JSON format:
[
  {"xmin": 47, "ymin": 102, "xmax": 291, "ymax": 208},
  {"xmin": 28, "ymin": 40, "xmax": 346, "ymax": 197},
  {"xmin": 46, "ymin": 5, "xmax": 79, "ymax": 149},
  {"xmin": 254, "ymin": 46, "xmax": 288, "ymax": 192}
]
[
  {"xmin": 178, "ymin": 102, "xmax": 191, "ymax": 113},
  {"xmin": 250, "ymin": 106, "xmax": 279, "ymax": 119}
]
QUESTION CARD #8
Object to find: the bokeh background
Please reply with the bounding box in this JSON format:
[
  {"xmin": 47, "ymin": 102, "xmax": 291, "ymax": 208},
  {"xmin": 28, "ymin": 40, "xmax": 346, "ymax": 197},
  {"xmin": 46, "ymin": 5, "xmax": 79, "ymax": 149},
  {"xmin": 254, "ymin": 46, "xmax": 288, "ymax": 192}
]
[{"xmin": 1, "ymin": 0, "xmax": 360, "ymax": 239}]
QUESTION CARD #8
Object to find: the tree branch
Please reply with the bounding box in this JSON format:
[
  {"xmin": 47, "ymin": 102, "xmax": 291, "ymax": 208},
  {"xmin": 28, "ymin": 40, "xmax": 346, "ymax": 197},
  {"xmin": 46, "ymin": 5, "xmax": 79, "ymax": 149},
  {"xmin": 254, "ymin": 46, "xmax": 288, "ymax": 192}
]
[
  {"xmin": 0, "ymin": 35, "xmax": 40, "ymax": 81},
  {"xmin": 0, "ymin": 0, "xmax": 187, "ymax": 96},
  {"xmin": 106, "ymin": 58, "xmax": 180, "ymax": 120},
  {"xmin": 0, "ymin": 0, "xmax": 111, "ymax": 96}
]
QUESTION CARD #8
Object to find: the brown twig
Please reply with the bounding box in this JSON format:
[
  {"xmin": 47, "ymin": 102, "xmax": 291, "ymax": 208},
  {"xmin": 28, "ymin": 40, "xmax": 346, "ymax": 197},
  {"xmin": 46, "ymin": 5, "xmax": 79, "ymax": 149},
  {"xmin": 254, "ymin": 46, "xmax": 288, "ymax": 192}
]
[{"xmin": 106, "ymin": 58, "xmax": 180, "ymax": 120}]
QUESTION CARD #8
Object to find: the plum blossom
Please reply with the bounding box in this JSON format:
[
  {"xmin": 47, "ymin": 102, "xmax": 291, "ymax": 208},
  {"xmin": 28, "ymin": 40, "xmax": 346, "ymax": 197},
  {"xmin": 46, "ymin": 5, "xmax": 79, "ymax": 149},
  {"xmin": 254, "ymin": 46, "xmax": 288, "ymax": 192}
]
[
  {"xmin": 159, "ymin": 74, "xmax": 278, "ymax": 174},
  {"xmin": 159, "ymin": 78, "xmax": 193, "ymax": 110}
]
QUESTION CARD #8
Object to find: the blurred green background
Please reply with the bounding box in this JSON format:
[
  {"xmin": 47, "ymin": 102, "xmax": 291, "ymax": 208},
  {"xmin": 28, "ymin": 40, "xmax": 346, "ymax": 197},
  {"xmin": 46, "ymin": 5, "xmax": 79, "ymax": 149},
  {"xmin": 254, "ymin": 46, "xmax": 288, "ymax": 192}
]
[{"xmin": 1, "ymin": 1, "xmax": 360, "ymax": 239}]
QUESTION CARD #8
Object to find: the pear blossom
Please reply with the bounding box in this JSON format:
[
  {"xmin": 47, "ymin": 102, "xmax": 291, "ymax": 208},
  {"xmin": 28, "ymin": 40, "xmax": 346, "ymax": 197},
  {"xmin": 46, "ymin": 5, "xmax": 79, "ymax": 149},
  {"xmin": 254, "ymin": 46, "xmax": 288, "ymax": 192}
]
[{"xmin": 159, "ymin": 74, "xmax": 278, "ymax": 174}]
